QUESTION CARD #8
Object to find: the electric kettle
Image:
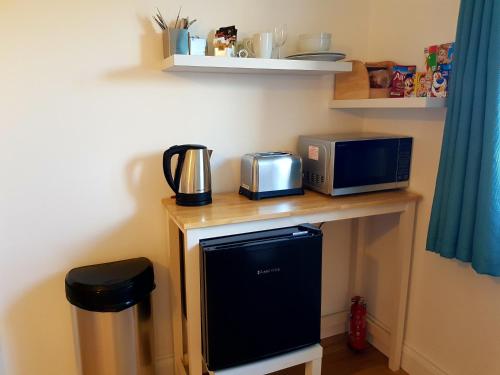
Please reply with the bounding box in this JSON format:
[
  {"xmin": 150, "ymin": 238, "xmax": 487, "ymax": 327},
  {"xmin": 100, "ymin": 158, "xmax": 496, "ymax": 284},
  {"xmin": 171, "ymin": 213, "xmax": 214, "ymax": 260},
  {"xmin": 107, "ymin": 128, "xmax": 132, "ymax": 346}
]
[{"xmin": 163, "ymin": 144, "xmax": 213, "ymax": 206}]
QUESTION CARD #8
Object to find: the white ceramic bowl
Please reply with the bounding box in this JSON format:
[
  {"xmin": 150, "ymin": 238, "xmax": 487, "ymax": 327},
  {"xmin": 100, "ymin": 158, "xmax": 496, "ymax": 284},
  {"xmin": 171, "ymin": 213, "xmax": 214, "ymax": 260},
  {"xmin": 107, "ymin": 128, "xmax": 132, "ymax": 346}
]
[{"xmin": 298, "ymin": 33, "xmax": 332, "ymax": 53}]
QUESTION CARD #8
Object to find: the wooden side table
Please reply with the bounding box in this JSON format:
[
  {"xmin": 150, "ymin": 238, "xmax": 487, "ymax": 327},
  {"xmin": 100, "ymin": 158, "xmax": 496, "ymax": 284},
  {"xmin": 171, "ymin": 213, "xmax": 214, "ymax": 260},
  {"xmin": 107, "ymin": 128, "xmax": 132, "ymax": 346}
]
[{"xmin": 163, "ymin": 190, "xmax": 419, "ymax": 375}]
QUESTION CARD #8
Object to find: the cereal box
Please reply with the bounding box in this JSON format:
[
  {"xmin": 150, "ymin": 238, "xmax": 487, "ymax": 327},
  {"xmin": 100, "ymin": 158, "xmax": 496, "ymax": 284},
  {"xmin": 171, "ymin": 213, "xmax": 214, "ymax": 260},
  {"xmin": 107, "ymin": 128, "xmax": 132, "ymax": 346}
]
[
  {"xmin": 414, "ymin": 72, "xmax": 428, "ymax": 97},
  {"xmin": 437, "ymin": 43, "xmax": 454, "ymax": 71},
  {"xmin": 424, "ymin": 43, "xmax": 454, "ymax": 97},
  {"xmin": 390, "ymin": 65, "xmax": 416, "ymax": 98},
  {"xmin": 425, "ymin": 45, "xmax": 438, "ymax": 73},
  {"xmin": 404, "ymin": 72, "xmax": 415, "ymax": 97},
  {"xmin": 430, "ymin": 69, "xmax": 449, "ymax": 97}
]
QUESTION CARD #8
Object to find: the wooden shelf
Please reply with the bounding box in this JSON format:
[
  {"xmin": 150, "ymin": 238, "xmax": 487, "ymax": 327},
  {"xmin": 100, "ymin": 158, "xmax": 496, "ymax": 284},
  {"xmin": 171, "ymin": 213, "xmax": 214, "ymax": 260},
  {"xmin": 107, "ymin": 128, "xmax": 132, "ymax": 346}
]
[
  {"xmin": 161, "ymin": 54, "xmax": 352, "ymax": 75},
  {"xmin": 329, "ymin": 97, "xmax": 447, "ymax": 109}
]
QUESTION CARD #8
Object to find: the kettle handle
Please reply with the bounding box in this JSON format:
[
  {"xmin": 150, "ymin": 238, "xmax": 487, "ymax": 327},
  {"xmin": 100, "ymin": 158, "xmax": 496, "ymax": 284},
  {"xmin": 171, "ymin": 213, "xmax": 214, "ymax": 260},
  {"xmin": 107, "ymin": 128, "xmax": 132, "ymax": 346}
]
[{"xmin": 163, "ymin": 145, "xmax": 190, "ymax": 193}]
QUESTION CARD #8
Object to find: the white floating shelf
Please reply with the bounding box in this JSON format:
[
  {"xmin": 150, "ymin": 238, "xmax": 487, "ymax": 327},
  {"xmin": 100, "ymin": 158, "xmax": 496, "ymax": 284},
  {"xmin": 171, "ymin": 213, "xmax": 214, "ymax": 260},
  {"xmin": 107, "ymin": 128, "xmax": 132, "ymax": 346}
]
[
  {"xmin": 161, "ymin": 54, "xmax": 352, "ymax": 74},
  {"xmin": 329, "ymin": 97, "xmax": 447, "ymax": 109}
]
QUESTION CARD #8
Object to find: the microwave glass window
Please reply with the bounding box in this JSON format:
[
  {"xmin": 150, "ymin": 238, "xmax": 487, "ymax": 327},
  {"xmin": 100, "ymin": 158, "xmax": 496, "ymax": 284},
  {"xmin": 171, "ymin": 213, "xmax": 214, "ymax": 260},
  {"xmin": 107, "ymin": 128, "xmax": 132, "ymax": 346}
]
[{"xmin": 334, "ymin": 139, "xmax": 399, "ymax": 188}]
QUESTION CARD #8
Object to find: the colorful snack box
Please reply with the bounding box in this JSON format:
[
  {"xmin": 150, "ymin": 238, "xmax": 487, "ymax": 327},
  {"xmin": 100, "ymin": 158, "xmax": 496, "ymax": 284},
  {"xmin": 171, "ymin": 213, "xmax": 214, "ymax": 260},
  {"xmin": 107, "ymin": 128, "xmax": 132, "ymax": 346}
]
[
  {"xmin": 390, "ymin": 65, "xmax": 416, "ymax": 98},
  {"xmin": 437, "ymin": 42, "xmax": 454, "ymax": 71},
  {"xmin": 404, "ymin": 72, "xmax": 415, "ymax": 97},
  {"xmin": 425, "ymin": 71, "xmax": 432, "ymax": 97},
  {"xmin": 424, "ymin": 43, "xmax": 454, "ymax": 96},
  {"xmin": 430, "ymin": 69, "xmax": 449, "ymax": 97},
  {"xmin": 425, "ymin": 45, "xmax": 438, "ymax": 73},
  {"xmin": 414, "ymin": 72, "xmax": 428, "ymax": 97}
]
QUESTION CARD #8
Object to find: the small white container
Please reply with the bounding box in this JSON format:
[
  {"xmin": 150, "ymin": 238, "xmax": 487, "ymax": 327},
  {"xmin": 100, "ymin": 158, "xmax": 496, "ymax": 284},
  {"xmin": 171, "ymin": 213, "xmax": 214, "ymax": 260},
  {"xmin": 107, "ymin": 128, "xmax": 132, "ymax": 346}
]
[
  {"xmin": 189, "ymin": 36, "xmax": 207, "ymax": 56},
  {"xmin": 298, "ymin": 33, "xmax": 332, "ymax": 53}
]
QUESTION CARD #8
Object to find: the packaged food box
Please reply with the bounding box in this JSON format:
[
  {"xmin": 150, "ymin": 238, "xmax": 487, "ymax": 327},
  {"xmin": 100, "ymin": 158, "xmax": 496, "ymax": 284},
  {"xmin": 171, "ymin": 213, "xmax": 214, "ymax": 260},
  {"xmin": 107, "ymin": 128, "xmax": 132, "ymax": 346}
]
[
  {"xmin": 404, "ymin": 72, "xmax": 415, "ymax": 97},
  {"xmin": 425, "ymin": 45, "xmax": 438, "ymax": 73},
  {"xmin": 414, "ymin": 72, "xmax": 428, "ymax": 97},
  {"xmin": 424, "ymin": 42, "xmax": 454, "ymax": 96},
  {"xmin": 437, "ymin": 42, "xmax": 454, "ymax": 71},
  {"xmin": 430, "ymin": 69, "xmax": 449, "ymax": 97},
  {"xmin": 390, "ymin": 65, "xmax": 416, "ymax": 98}
]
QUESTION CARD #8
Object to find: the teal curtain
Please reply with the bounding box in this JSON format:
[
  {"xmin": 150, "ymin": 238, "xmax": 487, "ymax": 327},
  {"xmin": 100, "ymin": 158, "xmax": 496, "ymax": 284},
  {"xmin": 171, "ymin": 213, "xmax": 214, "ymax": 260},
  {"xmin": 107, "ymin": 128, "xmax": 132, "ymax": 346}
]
[{"xmin": 427, "ymin": 0, "xmax": 500, "ymax": 276}]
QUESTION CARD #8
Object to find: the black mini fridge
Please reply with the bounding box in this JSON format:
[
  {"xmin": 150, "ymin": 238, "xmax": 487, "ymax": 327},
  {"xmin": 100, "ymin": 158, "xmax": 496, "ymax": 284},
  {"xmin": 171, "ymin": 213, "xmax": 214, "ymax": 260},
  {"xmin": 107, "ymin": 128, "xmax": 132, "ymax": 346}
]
[{"xmin": 200, "ymin": 224, "xmax": 322, "ymax": 371}]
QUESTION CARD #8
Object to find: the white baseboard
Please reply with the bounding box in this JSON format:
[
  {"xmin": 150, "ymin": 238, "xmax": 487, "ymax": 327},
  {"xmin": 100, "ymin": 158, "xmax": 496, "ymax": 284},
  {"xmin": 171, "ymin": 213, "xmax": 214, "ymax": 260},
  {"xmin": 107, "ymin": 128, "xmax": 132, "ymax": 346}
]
[
  {"xmin": 363, "ymin": 316, "xmax": 449, "ymax": 375},
  {"xmin": 320, "ymin": 311, "xmax": 348, "ymax": 338},
  {"xmin": 156, "ymin": 355, "xmax": 174, "ymax": 375},
  {"xmin": 156, "ymin": 312, "xmax": 350, "ymax": 375},
  {"xmin": 321, "ymin": 311, "xmax": 391, "ymax": 357},
  {"xmin": 401, "ymin": 345, "xmax": 449, "ymax": 375},
  {"xmin": 158, "ymin": 316, "xmax": 448, "ymax": 375},
  {"xmin": 366, "ymin": 314, "xmax": 390, "ymax": 356}
]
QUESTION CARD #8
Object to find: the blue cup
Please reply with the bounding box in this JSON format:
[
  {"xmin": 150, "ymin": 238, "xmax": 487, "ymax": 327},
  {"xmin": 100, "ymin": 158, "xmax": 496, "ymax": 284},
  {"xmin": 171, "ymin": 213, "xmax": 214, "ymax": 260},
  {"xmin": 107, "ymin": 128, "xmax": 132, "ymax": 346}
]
[
  {"xmin": 174, "ymin": 29, "xmax": 189, "ymax": 55},
  {"xmin": 163, "ymin": 29, "xmax": 190, "ymax": 57}
]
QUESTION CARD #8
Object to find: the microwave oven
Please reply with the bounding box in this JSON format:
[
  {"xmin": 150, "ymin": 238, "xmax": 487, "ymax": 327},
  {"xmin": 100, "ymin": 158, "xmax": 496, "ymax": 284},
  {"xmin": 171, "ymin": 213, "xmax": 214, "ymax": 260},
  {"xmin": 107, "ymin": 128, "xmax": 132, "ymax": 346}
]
[{"xmin": 298, "ymin": 133, "xmax": 413, "ymax": 196}]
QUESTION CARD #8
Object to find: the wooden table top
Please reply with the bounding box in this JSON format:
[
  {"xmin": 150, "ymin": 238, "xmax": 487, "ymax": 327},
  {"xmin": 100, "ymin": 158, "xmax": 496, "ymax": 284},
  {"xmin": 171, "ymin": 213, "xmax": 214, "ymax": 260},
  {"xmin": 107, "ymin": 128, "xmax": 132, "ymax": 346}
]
[{"xmin": 162, "ymin": 190, "xmax": 420, "ymax": 230}]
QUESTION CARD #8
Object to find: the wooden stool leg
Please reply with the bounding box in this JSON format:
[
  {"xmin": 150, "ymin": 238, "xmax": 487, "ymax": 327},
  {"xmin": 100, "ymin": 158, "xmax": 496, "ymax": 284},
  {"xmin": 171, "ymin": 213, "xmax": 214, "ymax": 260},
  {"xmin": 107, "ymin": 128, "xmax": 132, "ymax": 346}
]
[{"xmin": 305, "ymin": 358, "xmax": 321, "ymax": 375}]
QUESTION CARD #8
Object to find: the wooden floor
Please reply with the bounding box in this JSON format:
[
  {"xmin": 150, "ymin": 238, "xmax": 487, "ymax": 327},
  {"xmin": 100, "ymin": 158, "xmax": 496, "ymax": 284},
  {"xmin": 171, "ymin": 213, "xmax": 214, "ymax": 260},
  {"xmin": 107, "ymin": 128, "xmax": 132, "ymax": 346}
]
[{"xmin": 271, "ymin": 334, "xmax": 408, "ymax": 375}]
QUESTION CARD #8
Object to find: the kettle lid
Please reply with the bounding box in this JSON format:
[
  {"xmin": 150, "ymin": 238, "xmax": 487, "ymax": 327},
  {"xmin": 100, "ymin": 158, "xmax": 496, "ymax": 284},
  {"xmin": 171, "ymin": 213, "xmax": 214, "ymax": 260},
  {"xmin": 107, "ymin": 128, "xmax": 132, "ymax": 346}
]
[{"xmin": 177, "ymin": 144, "xmax": 207, "ymax": 150}]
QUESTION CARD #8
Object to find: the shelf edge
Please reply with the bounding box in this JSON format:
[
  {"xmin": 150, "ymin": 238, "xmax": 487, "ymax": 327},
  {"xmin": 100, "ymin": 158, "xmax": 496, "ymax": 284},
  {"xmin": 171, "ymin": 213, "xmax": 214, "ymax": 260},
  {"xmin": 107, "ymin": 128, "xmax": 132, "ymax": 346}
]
[
  {"xmin": 328, "ymin": 97, "xmax": 447, "ymax": 109},
  {"xmin": 161, "ymin": 55, "xmax": 352, "ymax": 74}
]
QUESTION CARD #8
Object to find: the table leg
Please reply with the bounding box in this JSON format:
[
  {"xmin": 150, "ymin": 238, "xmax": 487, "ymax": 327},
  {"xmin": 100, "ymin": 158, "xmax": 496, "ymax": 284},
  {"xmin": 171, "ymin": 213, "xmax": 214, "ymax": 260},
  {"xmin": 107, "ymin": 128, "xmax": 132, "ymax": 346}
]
[
  {"xmin": 305, "ymin": 358, "xmax": 322, "ymax": 375},
  {"xmin": 183, "ymin": 230, "xmax": 204, "ymax": 375},
  {"xmin": 350, "ymin": 217, "xmax": 368, "ymax": 297},
  {"xmin": 388, "ymin": 201, "xmax": 417, "ymax": 371},
  {"xmin": 167, "ymin": 218, "xmax": 185, "ymax": 375}
]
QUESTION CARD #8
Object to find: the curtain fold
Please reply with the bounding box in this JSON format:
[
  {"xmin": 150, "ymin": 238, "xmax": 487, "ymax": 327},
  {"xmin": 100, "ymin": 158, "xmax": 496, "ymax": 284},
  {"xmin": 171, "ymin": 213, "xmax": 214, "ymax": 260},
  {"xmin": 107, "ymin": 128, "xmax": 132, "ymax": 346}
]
[{"xmin": 426, "ymin": 0, "xmax": 500, "ymax": 276}]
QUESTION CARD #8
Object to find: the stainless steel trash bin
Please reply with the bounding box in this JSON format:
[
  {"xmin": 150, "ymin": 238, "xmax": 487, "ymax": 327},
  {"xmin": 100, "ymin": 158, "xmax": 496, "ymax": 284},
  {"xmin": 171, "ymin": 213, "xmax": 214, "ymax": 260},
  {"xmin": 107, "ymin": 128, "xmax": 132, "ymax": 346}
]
[{"xmin": 65, "ymin": 257, "xmax": 156, "ymax": 375}]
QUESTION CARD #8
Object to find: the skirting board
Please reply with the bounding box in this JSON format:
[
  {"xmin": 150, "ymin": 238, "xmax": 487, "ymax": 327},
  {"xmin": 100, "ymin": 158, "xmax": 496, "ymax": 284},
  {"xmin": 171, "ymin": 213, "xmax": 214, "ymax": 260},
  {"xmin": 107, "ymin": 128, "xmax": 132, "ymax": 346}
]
[
  {"xmin": 366, "ymin": 314, "xmax": 390, "ymax": 356},
  {"xmin": 156, "ymin": 313, "xmax": 352, "ymax": 374},
  {"xmin": 157, "ymin": 314, "xmax": 449, "ymax": 375},
  {"xmin": 322, "ymin": 312, "xmax": 449, "ymax": 375},
  {"xmin": 401, "ymin": 345, "xmax": 449, "ymax": 375},
  {"xmin": 320, "ymin": 311, "xmax": 349, "ymax": 338},
  {"xmin": 320, "ymin": 311, "xmax": 390, "ymax": 356}
]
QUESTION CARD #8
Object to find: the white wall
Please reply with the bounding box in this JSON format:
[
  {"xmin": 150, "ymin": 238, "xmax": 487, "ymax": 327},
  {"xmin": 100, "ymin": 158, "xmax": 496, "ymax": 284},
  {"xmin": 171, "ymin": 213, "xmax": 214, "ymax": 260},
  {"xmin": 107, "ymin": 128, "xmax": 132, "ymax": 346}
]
[
  {"xmin": 363, "ymin": 1, "xmax": 500, "ymax": 374},
  {"xmin": 0, "ymin": 1, "xmax": 370, "ymax": 374}
]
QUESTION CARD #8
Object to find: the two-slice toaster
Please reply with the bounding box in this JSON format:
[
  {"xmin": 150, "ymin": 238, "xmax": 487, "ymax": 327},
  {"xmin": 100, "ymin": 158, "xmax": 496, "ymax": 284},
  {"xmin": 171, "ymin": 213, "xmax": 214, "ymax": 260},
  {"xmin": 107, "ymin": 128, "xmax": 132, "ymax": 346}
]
[{"xmin": 239, "ymin": 152, "xmax": 304, "ymax": 200}]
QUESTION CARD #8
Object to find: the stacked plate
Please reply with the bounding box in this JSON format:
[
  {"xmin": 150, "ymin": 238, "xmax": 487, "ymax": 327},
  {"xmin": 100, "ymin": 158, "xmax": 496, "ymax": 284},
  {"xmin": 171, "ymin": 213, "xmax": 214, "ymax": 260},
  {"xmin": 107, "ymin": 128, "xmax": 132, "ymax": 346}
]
[
  {"xmin": 286, "ymin": 52, "xmax": 346, "ymax": 62},
  {"xmin": 286, "ymin": 33, "xmax": 346, "ymax": 61}
]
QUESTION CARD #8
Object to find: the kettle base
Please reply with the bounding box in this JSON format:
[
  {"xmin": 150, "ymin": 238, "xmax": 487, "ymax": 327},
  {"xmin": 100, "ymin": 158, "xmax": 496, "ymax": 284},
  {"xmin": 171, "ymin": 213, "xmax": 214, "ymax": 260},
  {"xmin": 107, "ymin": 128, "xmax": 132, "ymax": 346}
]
[{"xmin": 176, "ymin": 192, "xmax": 212, "ymax": 206}]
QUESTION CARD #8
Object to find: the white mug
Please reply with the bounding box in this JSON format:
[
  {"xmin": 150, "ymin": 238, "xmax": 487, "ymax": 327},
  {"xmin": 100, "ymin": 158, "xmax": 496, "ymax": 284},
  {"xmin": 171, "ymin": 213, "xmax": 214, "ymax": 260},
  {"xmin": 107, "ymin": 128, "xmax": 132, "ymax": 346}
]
[{"xmin": 245, "ymin": 32, "xmax": 273, "ymax": 58}]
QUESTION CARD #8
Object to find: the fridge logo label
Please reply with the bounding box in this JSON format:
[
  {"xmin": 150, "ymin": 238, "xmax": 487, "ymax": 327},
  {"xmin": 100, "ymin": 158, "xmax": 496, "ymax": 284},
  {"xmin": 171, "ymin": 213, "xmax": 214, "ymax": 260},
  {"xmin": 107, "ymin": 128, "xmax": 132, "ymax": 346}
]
[{"xmin": 257, "ymin": 267, "xmax": 280, "ymax": 276}]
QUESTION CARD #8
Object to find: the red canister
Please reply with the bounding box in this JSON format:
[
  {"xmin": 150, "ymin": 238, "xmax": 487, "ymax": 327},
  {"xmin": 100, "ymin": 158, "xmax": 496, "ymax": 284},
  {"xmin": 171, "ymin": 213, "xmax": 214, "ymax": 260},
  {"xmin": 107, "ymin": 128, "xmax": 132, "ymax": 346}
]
[{"xmin": 348, "ymin": 296, "xmax": 368, "ymax": 351}]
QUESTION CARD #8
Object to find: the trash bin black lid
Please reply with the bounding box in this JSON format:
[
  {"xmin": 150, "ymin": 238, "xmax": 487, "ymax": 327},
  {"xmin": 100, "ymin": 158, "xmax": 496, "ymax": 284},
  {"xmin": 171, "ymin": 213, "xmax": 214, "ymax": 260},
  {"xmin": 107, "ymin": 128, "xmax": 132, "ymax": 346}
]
[{"xmin": 65, "ymin": 257, "xmax": 155, "ymax": 312}]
